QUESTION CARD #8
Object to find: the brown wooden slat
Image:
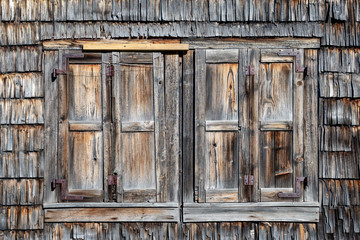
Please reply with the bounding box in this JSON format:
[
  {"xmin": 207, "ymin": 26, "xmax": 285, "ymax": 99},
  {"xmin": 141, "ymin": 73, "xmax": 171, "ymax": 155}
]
[
  {"xmin": 206, "ymin": 120, "xmax": 239, "ymax": 131},
  {"xmin": 45, "ymin": 208, "xmax": 179, "ymax": 222},
  {"xmin": 68, "ymin": 121, "xmax": 102, "ymax": 131}
]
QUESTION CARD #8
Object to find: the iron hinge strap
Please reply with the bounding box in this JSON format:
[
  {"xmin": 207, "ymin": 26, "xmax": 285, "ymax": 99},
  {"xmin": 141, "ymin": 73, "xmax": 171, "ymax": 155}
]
[
  {"xmin": 51, "ymin": 53, "xmax": 85, "ymax": 82},
  {"xmin": 51, "ymin": 179, "xmax": 84, "ymax": 201},
  {"xmin": 278, "ymin": 177, "xmax": 309, "ymax": 198}
]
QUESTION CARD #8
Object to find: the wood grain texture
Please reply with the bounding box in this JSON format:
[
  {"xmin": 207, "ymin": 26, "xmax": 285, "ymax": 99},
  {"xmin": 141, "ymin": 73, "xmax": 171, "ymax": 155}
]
[
  {"xmin": 182, "ymin": 50, "xmax": 195, "ymax": 203},
  {"xmin": 183, "ymin": 205, "xmax": 319, "ymax": 222},
  {"xmin": 45, "ymin": 208, "xmax": 179, "ymax": 222}
]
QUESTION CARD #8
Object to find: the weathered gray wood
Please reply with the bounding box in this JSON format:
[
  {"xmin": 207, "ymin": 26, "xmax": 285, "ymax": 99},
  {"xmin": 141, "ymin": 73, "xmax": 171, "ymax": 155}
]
[
  {"xmin": 304, "ymin": 49, "xmax": 319, "ymax": 202},
  {"xmin": 164, "ymin": 54, "xmax": 181, "ymax": 202},
  {"xmin": 68, "ymin": 121, "xmax": 102, "ymax": 131},
  {"xmin": 119, "ymin": 52, "xmax": 153, "ymax": 64},
  {"xmin": 44, "ymin": 51, "xmax": 59, "ymax": 203},
  {"xmin": 153, "ymin": 52, "xmax": 166, "ymax": 203},
  {"xmin": 206, "ymin": 49, "xmax": 238, "ymax": 63},
  {"xmin": 182, "ymin": 50, "xmax": 194, "ymax": 203},
  {"xmin": 183, "ymin": 205, "xmax": 319, "ymax": 222},
  {"xmin": 195, "ymin": 49, "xmax": 206, "ymax": 203},
  {"xmin": 185, "ymin": 38, "xmax": 320, "ymax": 49},
  {"xmin": 206, "ymin": 120, "xmax": 239, "ymax": 131},
  {"xmin": 249, "ymin": 48, "xmax": 260, "ymax": 202},
  {"xmin": 45, "ymin": 208, "xmax": 179, "ymax": 222},
  {"xmin": 260, "ymin": 188, "xmax": 294, "ymax": 202},
  {"xmin": 0, "ymin": 179, "xmax": 43, "ymax": 205},
  {"xmin": 121, "ymin": 121, "xmax": 155, "ymax": 132},
  {"xmin": 43, "ymin": 202, "xmax": 178, "ymax": 208},
  {"xmin": 259, "ymin": 62, "xmax": 293, "ymax": 123},
  {"xmin": 0, "ymin": 206, "xmax": 44, "ymax": 230},
  {"xmin": 260, "ymin": 121, "xmax": 293, "ymax": 131}
]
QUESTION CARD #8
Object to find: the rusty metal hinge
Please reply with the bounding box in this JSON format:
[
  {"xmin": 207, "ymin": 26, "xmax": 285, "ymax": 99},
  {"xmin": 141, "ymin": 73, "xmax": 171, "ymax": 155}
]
[
  {"xmin": 244, "ymin": 65, "xmax": 255, "ymax": 76},
  {"xmin": 194, "ymin": 186, "xmax": 199, "ymax": 202},
  {"xmin": 52, "ymin": 53, "xmax": 85, "ymax": 82},
  {"xmin": 277, "ymin": 50, "xmax": 307, "ymax": 73},
  {"xmin": 244, "ymin": 175, "xmax": 254, "ymax": 185},
  {"xmin": 51, "ymin": 179, "xmax": 84, "ymax": 201},
  {"xmin": 106, "ymin": 65, "xmax": 114, "ymax": 77},
  {"xmin": 278, "ymin": 177, "xmax": 308, "ymax": 198}
]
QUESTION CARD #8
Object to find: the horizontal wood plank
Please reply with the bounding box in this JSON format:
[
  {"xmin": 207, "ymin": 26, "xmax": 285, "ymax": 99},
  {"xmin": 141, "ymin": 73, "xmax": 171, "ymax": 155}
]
[
  {"xmin": 206, "ymin": 120, "xmax": 239, "ymax": 131},
  {"xmin": 185, "ymin": 38, "xmax": 320, "ymax": 49},
  {"xmin": 260, "ymin": 121, "xmax": 293, "ymax": 131},
  {"xmin": 183, "ymin": 205, "xmax": 319, "ymax": 222},
  {"xmin": 69, "ymin": 121, "xmax": 103, "ymax": 131},
  {"xmin": 261, "ymin": 49, "xmax": 294, "ymax": 62},
  {"xmin": 260, "ymin": 188, "xmax": 294, "ymax": 202},
  {"xmin": 83, "ymin": 43, "xmax": 189, "ymax": 51},
  {"xmin": 206, "ymin": 49, "xmax": 238, "ymax": 63},
  {"xmin": 45, "ymin": 207, "xmax": 179, "ymax": 222},
  {"xmin": 43, "ymin": 203, "xmax": 178, "ymax": 208},
  {"xmin": 121, "ymin": 121, "xmax": 155, "ymax": 132}
]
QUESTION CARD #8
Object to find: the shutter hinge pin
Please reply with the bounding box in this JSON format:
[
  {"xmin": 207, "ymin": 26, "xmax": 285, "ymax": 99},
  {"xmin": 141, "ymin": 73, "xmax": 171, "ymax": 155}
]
[
  {"xmin": 51, "ymin": 179, "xmax": 84, "ymax": 201},
  {"xmin": 278, "ymin": 177, "xmax": 309, "ymax": 198},
  {"xmin": 51, "ymin": 53, "xmax": 85, "ymax": 82},
  {"xmin": 244, "ymin": 175, "xmax": 254, "ymax": 185},
  {"xmin": 244, "ymin": 65, "xmax": 255, "ymax": 76}
]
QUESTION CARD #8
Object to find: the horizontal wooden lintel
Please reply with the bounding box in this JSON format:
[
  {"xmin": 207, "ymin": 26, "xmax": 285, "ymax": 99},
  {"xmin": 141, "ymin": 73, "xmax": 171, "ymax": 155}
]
[
  {"xmin": 83, "ymin": 43, "xmax": 189, "ymax": 51},
  {"xmin": 45, "ymin": 207, "xmax": 179, "ymax": 222},
  {"xmin": 183, "ymin": 203, "xmax": 319, "ymax": 222}
]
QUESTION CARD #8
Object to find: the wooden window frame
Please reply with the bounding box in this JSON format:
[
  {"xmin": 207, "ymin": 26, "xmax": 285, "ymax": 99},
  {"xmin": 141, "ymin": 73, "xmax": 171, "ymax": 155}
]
[
  {"xmin": 182, "ymin": 38, "xmax": 320, "ymax": 223},
  {"xmin": 43, "ymin": 39, "xmax": 319, "ymax": 223},
  {"xmin": 43, "ymin": 42, "xmax": 186, "ymax": 223}
]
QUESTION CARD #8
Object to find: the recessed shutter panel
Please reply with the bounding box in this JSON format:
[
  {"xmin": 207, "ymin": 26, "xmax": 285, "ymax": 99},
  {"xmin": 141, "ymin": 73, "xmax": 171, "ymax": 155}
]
[
  {"xmin": 195, "ymin": 49, "xmax": 240, "ymax": 203},
  {"xmin": 258, "ymin": 49, "xmax": 304, "ymax": 202},
  {"xmin": 59, "ymin": 61, "xmax": 104, "ymax": 199},
  {"xmin": 113, "ymin": 52, "xmax": 158, "ymax": 203}
]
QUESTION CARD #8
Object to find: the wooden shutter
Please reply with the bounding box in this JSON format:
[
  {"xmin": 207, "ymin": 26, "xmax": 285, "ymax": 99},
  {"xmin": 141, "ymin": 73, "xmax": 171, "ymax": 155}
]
[
  {"xmin": 257, "ymin": 49, "xmax": 305, "ymax": 202},
  {"xmin": 58, "ymin": 54, "xmax": 106, "ymax": 199},
  {"xmin": 113, "ymin": 52, "xmax": 165, "ymax": 203},
  {"xmin": 195, "ymin": 49, "xmax": 241, "ymax": 203}
]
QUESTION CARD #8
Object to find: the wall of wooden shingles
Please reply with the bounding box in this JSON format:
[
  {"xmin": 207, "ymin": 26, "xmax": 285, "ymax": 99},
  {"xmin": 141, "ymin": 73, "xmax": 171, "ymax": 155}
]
[{"xmin": 0, "ymin": 0, "xmax": 360, "ymax": 239}]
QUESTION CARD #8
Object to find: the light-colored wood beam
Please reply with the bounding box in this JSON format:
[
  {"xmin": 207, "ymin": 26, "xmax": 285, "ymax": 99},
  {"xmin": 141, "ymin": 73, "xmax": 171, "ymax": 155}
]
[{"xmin": 83, "ymin": 43, "xmax": 189, "ymax": 51}]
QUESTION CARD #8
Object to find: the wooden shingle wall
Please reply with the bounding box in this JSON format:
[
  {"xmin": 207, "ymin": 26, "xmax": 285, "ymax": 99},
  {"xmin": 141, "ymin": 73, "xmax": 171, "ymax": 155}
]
[{"xmin": 0, "ymin": 0, "xmax": 359, "ymax": 239}]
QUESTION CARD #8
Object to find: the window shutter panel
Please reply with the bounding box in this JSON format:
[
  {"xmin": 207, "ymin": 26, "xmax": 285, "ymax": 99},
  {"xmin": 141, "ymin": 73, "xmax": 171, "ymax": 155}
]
[
  {"xmin": 258, "ymin": 49, "xmax": 305, "ymax": 202},
  {"xmin": 58, "ymin": 59, "xmax": 104, "ymax": 199},
  {"xmin": 195, "ymin": 49, "xmax": 241, "ymax": 203},
  {"xmin": 113, "ymin": 52, "xmax": 159, "ymax": 203}
]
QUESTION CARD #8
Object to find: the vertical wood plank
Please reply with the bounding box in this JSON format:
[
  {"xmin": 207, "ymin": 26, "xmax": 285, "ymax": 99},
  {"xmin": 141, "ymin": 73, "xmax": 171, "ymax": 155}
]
[
  {"xmin": 294, "ymin": 49, "xmax": 305, "ymax": 202},
  {"xmin": 164, "ymin": 54, "xmax": 181, "ymax": 202},
  {"xmin": 44, "ymin": 50, "xmax": 59, "ymax": 203},
  {"xmin": 153, "ymin": 52, "xmax": 166, "ymax": 202},
  {"xmin": 238, "ymin": 48, "xmax": 249, "ymax": 202},
  {"xmin": 304, "ymin": 49, "xmax": 319, "ymax": 202},
  {"xmin": 102, "ymin": 53, "xmax": 111, "ymax": 202},
  {"xmin": 182, "ymin": 50, "xmax": 194, "ymax": 203},
  {"xmin": 112, "ymin": 52, "xmax": 124, "ymax": 202},
  {"xmin": 249, "ymin": 48, "xmax": 260, "ymax": 202},
  {"xmin": 195, "ymin": 49, "xmax": 206, "ymax": 202}
]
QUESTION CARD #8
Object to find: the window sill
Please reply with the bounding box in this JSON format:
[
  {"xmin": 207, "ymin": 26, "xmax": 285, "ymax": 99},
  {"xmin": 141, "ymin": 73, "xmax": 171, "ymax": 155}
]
[
  {"xmin": 183, "ymin": 202, "xmax": 319, "ymax": 223},
  {"xmin": 44, "ymin": 203, "xmax": 179, "ymax": 223}
]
